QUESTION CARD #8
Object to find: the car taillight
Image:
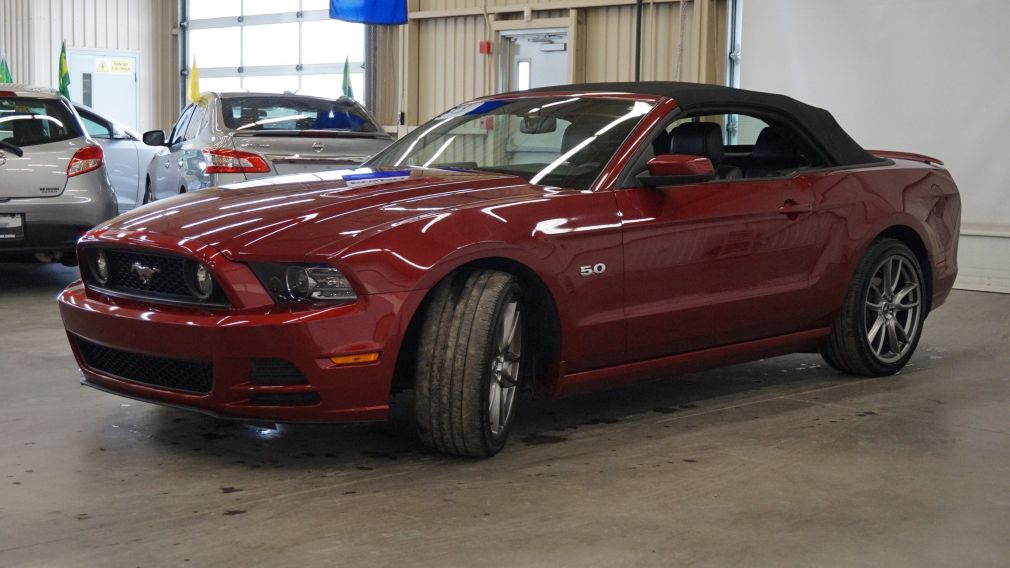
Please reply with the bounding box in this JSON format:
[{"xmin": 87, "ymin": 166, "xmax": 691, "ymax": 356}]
[
  {"xmin": 202, "ymin": 148, "xmax": 271, "ymax": 174},
  {"xmin": 0, "ymin": 91, "xmax": 17, "ymax": 97},
  {"xmin": 67, "ymin": 145, "xmax": 104, "ymax": 177}
]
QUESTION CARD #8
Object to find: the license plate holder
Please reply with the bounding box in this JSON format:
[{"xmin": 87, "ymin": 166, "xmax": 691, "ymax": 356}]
[{"xmin": 0, "ymin": 213, "xmax": 25, "ymax": 241}]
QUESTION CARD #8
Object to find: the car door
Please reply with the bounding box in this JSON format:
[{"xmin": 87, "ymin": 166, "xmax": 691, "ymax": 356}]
[
  {"xmin": 77, "ymin": 107, "xmax": 142, "ymax": 211},
  {"xmin": 151, "ymin": 104, "xmax": 194, "ymax": 200},
  {"xmin": 616, "ymin": 115, "xmax": 835, "ymax": 362}
]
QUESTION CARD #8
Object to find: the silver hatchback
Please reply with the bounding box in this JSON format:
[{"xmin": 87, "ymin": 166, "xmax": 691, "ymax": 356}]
[
  {"xmin": 0, "ymin": 85, "xmax": 117, "ymax": 263},
  {"xmin": 142, "ymin": 92, "xmax": 393, "ymax": 200}
]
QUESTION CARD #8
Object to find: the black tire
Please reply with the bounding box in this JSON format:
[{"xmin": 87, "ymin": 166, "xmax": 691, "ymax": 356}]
[
  {"xmin": 414, "ymin": 269, "xmax": 524, "ymax": 457},
  {"xmin": 142, "ymin": 177, "xmax": 153, "ymax": 204},
  {"xmin": 820, "ymin": 238, "xmax": 926, "ymax": 376}
]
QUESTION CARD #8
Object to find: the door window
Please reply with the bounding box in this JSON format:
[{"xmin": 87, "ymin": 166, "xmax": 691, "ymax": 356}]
[
  {"xmin": 632, "ymin": 111, "xmax": 825, "ymax": 183},
  {"xmin": 169, "ymin": 105, "xmax": 195, "ymax": 147},
  {"xmin": 78, "ymin": 111, "xmax": 113, "ymax": 139}
]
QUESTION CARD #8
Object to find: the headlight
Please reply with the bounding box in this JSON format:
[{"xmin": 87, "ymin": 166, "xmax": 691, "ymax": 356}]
[
  {"xmin": 250, "ymin": 263, "xmax": 357, "ymax": 303},
  {"xmin": 94, "ymin": 250, "xmax": 110, "ymax": 285}
]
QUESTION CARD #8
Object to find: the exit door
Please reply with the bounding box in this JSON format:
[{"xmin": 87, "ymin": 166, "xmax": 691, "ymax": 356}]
[
  {"xmin": 499, "ymin": 29, "xmax": 569, "ymax": 92},
  {"xmin": 67, "ymin": 51, "xmax": 139, "ymax": 130}
]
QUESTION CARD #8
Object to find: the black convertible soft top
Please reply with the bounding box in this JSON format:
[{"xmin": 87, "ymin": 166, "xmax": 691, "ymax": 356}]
[{"xmin": 526, "ymin": 81, "xmax": 882, "ymax": 167}]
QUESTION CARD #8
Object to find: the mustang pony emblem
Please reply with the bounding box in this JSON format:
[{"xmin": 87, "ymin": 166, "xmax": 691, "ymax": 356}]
[{"xmin": 130, "ymin": 262, "xmax": 160, "ymax": 285}]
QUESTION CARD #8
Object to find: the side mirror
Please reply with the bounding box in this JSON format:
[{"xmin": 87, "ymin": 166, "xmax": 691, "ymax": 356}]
[
  {"xmin": 520, "ymin": 115, "xmax": 558, "ymax": 134},
  {"xmin": 142, "ymin": 130, "xmax": 166, "ymax": 147},
  {"xmin": 640, "ymin": 154, "xmax": 715, "ymax": 187}
]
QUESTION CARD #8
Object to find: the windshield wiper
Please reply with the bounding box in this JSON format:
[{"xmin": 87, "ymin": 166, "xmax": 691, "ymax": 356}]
[{"xmin": 0, "ymin": 140, "xmax": 23, "ymax": 157}]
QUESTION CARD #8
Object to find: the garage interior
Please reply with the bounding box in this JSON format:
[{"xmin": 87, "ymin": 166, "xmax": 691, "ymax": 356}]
[{"xmin": 2, "ymin": 1, "xmax": 1009, "ymax": 566}]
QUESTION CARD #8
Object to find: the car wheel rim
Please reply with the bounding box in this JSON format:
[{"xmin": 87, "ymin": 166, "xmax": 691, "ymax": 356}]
[
  {"xmin": 864, "ymin": 254, "xmax": 922, "ymax": 364},
  {"xmin": 489, "ymin": 296, "xmax": 521, "ymax": 437}
]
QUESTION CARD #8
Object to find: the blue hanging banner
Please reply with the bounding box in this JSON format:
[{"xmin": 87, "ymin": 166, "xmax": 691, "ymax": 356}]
[{"xmin": 330, "ymin": 0, "xmax": 408, "ymax": 25}]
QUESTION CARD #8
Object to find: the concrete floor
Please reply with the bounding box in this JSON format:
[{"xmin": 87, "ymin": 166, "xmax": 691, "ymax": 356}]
[{"xmin": 1, "ymin": 263, "xmax": 1009, "ymax": 567}]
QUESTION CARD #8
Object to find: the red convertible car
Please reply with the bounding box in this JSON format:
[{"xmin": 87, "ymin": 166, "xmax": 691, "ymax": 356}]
[{"xmin": 59, "ymin": 82, "xmax": 960, "ymax": 456}]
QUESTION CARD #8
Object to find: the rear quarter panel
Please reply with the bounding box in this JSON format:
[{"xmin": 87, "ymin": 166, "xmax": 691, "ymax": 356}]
[{"xmin": 810, "ymin": 158, "xmax": 960, "ymax": 323}]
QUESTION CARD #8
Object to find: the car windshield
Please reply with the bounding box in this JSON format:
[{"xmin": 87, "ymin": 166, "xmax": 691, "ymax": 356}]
[
  {"xmin": 0, "ymin": 97, "xmax": 80, "ymax": 147},
  {"xmin": 368, "ymin": 97, "xmax": 655, "ymax": 190},
  {"xmin": 220, "ymin": 95, "xmax": 381, "ymax": 133}
]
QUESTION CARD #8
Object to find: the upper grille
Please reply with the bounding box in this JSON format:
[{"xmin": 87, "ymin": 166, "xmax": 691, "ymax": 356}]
[
  {"xmin": 74, "ymin": 336, "xmax": 213, "ymax": 394},
  {"xmin": 83, "ymin": 248, "xmax": 229, "ymax": 308}
]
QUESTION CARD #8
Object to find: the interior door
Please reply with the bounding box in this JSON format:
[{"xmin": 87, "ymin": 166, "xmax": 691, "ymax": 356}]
[
  {"xmin": 68, "ymin": 52, "xmax": 139, "ymax": 130},
  {"xmin": 616, "ymin": 176, "xmax": 830, "ymax": 362}
]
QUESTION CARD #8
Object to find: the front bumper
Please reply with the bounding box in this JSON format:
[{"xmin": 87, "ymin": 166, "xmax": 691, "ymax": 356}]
[{"xmin": 58, "ymin": 280, "xmax": 412, "ymax": 422}]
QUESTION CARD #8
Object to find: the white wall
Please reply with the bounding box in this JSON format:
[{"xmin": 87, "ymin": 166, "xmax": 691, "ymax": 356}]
[{"xmin": 742, "ymin": 0, "xmax": 1010, "ymax": 293}]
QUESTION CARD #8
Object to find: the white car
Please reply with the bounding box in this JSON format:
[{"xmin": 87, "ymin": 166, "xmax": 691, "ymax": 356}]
[{"xmin": 73, "ymin": 104, "xmax": 166, "ymax": 212}]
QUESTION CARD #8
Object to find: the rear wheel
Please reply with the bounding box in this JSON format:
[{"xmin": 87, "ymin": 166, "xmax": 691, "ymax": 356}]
[
  {"xmin": 821, "ymin": 238, "xmax": 925, "ymax": 376},
  {"xmin": 414, "ymin": 270, "xmax": 524, "ymax": 457}
]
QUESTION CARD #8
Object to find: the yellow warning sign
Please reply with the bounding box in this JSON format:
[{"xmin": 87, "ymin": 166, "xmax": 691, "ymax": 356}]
[{"xmin": 96, "ymin": 58, "xmax": 133, "ymax": 74}]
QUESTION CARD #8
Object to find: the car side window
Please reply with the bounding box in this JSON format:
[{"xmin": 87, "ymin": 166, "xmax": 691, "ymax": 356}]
[
  {"xmin": 637, "ymin": 111, "xmax": 825, "ymax": 182},
  {"xmin": 185, "ymin": 104, "xmax": 207, "ymax": 141},
  {"xmin": 78, "ymin": 111, "xmax": 112, "ymax": 139},
  {"xmin": 169, "ymin": 105, "xmax": 195, "ymax": 147}
]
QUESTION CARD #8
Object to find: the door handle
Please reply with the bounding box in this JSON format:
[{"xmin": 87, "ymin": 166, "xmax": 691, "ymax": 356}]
[{"xmin": 778, "ymin": 199, "xmax": 813, "ymax": 219}]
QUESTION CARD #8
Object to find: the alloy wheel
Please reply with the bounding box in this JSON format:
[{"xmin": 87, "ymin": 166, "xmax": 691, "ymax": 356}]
[
  {"xmin": 864, "ymin": 254, "xmax": 922, "ymax": 363},
  {"xmin": 489, "ymin": 296, "xmax": 521, "ymax": 437}
]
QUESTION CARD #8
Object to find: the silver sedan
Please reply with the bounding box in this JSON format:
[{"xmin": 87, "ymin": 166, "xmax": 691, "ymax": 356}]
[
  {"xmin": 142, "ymin": 92, "xmax": 393, "ymax": 201},
  {"xmin": 0, "ymin": 85, "xmax": 117, "ymax": 264}
]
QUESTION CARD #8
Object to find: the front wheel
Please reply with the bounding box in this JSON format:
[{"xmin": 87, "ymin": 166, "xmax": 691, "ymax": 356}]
[
  {"xmin": 414, "ymin": 270, "xmax": 524, "ymax": 457},
  {"xmin": 821, "ymin": 238, "xmax": 926, "ymax": 376}
]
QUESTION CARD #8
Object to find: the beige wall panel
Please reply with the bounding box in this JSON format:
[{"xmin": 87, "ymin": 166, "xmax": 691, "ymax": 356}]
[
  {"xmin": 0, "ymin": 0, "xmax": 177, "ymax": 131},
  {"xmin": 417, "ymin": 14, "xmax": 490, "ymax": 122},
  {"xmin": 376, "ymin": 0, "xmax": 728, "ymax": 127},
  {"xmin": 0, "ymin": 0, "xmax": 35, "ymax": 82}
]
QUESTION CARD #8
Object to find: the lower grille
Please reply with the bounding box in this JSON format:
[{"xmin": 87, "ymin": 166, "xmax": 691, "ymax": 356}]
[{"xmin": 74, "ymin": 337, "xmax": 213, "ymax": 394}]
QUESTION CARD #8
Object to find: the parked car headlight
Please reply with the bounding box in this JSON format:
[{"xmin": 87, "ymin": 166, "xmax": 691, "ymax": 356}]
[
  {"xmin": 249, "ymin": 263, "xmax": 357, "ymax": 303},
  {"xmin": 94, "ymin": 250, "xmax": 110, "ymax": 285}
]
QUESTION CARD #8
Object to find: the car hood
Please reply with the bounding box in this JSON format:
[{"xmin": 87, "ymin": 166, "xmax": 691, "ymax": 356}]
[{"xmin": 96, "ymin": 168, "xmax": 542, "ymax": 260}]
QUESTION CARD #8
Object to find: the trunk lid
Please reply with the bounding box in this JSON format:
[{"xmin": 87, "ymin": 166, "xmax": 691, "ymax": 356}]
[
  {"xmin": 0, "ymin": 138, "xmax": 80, "ymax": 199},
  {"xmin": 228, "ymin": 131, "xmax": 393, "ymax": 175}
]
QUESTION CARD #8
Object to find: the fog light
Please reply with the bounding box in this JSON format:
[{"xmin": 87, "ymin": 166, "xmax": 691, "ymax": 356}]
[
  {"xmin": 193, "ymin": 264, "xmax": 214, "ymax": 299},
  {"xmin": 94, "ymin": 250, "xmax": 110, "ymax": 284}
]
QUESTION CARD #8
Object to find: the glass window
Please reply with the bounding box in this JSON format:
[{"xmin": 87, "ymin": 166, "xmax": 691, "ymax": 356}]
[
  {"xmin": 189, "ymin": 27, "xmax": 241, "ymax": 69},
  {"xmin": 302, "ymin": 20, "xmax": 365, "ymax": 64},
  {"xmin": 370, "ymin": 97, "xmax": 654, "ymax": 191},
  {"xmin": 169, "ymin": 105, "xmax": 195, "ymax": 146},
  {"xmin": 299, "ymin": 74, "xmax": 340, "ymax": 99},
  {"xmin": 79, "ymin": 112, "xmax": 112, "ymax": 139},
  {"xmin": 200, "ymin": 77, "xmax": 243, "ymax": 93},
  {"xmin": 185, "ymin": 105, "xmax": 207, "ymax": 140},
  {"xmin": 301, "ymin": 0, "xmax": 331, "ymax": 11},
  {"xmin": 242, "ymin": 0, "xmax": 299, "ymax": 16},
  {"xmin": 242, "ymin": 75, "xmax": 301, "ymax": 94},
  {"xmin": 189, "ymin": 0, "xmax": 241, "ymax": 20},
  {"xmin": 243, "ymin": 23, "xmax": 300, "ymax": 67},
  {"xmin": 0, "ymin": 98, "xmax": 79, "ymax": 146},
  {"xmin": 220, "ymin": 95, "xmax": 381, "ymax": 133}
]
